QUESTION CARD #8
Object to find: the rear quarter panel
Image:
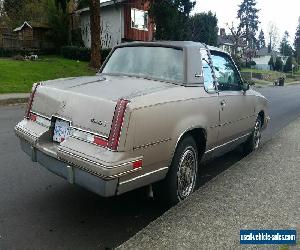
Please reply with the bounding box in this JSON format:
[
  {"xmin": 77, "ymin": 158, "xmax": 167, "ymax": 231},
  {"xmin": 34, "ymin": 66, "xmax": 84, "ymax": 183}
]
[{"xmin": 123, "ymin": 86, "xmax": 220, "ymax": 180}]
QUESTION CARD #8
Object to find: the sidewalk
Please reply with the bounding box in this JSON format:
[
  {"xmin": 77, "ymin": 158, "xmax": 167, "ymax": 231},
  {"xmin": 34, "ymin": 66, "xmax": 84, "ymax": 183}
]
[
  {"xmin": 119, "ymin": 119, "xmax": 300, "ymax": 249},
  {"xmin": 0, "ymin": 93, "xmax": 29, "ymax": 105}
]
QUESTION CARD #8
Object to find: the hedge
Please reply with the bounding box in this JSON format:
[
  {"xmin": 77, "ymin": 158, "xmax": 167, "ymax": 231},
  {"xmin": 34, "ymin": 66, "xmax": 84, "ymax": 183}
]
[
  {"xmin": 0, "ymin": 48, "xmax": 58, "ymax": 57},
  {"xmin": 61, "ymin": 46, "xmax": 111, "ymax": 63},
  {"xmin": 0, "ymin": 48, "xmax": 27, "ymax": 57}
]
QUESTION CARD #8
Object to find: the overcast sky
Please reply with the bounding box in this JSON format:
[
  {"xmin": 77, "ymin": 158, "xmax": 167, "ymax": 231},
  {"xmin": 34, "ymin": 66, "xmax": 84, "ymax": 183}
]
[{"xmin": 193, "ymin": 0, "xmax": 299, "ymax": 45}]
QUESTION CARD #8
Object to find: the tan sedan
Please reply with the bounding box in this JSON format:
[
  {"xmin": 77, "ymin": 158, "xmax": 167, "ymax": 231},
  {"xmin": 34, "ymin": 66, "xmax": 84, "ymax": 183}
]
[{"xmin": 15, "ymin": 41, "xmax": 269, "ymax": 205}]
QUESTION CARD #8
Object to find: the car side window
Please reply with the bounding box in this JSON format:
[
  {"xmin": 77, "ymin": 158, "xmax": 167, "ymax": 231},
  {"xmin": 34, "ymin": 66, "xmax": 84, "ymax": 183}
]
[
  {"xmin": 211, "ymin": 53, "xmax": 242, "ymax": 91},
  {"xmin": 201, "ymin": 49, "xmax": 215, "ymax": 92}
]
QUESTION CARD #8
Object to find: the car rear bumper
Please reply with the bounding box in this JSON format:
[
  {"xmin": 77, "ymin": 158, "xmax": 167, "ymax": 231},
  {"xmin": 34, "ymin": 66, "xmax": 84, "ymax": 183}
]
[
  {"xmin": 19, "ymin": 139, "xmax": 118, "ymax": 197},
  {"xmin": 15, "ymin": 120, "xmax": 168, "ymax": 197}
]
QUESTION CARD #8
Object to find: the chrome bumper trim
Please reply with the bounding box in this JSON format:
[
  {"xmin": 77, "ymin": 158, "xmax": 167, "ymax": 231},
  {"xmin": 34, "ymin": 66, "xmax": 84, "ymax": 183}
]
[
  {"xmin": 58, "ymin": 148, "xmax": 142, "ymax": 180},
  {"xmin": 15, "ymin": 125, "xmax": 39, "ymax": 142},
  {"xmin": 119, "ymin": 167, "xmax": 169, "ymax": 185},
  {"xmin": 205, "ymin": 132, "xmax": 251, "ymax": 154},
  {"xmin": 133, "ymin": 138, "xmax": 171, "ymax": 151}
]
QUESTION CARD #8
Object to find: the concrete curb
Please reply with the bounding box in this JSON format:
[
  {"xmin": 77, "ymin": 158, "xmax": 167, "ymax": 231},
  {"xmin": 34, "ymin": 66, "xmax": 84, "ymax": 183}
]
[
  {"xmin": 118, "ymin": 118, "xmax": 300, "ymax": 249},
  {"xmin": 0, "ymin": 98, "xmax": 28, "ymax": 106},
  {"xmin": 0, "ymin": 94, "xmax": 29, "ymax": 106}
]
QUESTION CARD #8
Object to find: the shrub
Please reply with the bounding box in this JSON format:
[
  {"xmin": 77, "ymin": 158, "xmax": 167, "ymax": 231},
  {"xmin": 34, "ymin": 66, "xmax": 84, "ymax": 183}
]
[
  {"xmin": 0, "ymin": 48, "xmax": 25, "ymax": 57},
  {"xmin": 61, "ymin": 46, "xmax": 111, "ymax": 63},
  {"xmin": 61, "ymin": 46, "xmax": 90, "ymax": 61},
  {"xmin": 284, "ymin": 56, "xmax": 298, "ymax": 72},
  {"xmin": 13, "ymin": 55, "xmax": 25, "ymax": 61},
  {"xmin": 0, "ymin": 48, "xmax": 56, "ymax": 58},
  {"xmin": 274, "ymin": 57, "xmax": 283, "ymax": 71},
  {"xmin": 268, "ymin": 56, "xmax": 274, "ymax": 70}
]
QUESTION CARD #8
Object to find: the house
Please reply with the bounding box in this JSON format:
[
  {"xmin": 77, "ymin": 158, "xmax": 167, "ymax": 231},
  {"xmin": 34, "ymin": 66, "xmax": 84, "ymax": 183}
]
[
  {"xmin": 217, "ymin": 28, "xmax": 234, "ymax": 54},
  {"xmin": 13, "ymin": 21, "xmax": 53, "ymax": 49},
  {"xmin": 217, "ymin": 28, "xmax": 245, "ymax": 55},
  {"xmin": 77, "ymin": 0, "xmax": 155, "ymax": 49},
  {"xmin": 253, "ymin": 47, "xmax": 288, "ymax": 70}
]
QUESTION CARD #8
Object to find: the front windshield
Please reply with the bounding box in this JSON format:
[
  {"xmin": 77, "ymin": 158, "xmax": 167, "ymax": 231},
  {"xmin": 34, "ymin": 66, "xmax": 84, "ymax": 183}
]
[{"xmin": 102, "ymin": 46, "xmax": 184, "ymax": 82}]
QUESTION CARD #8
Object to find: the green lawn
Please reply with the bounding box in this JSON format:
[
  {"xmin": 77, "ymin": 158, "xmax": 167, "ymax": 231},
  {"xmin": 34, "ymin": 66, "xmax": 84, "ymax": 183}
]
[
  {"xmin": 242, "ymin": 67, "xmax": 300, "ymax": 76},
  {"xmin": 240, "ymin": 67, "xmax": 300, "ymax": 86},
  {"xmin": 241, "ymin": 68, "xmax": 275, "ymax": 74},
  {"xmin": 0, "ymin": 56, "xmax": 96, "ymax": 93}
]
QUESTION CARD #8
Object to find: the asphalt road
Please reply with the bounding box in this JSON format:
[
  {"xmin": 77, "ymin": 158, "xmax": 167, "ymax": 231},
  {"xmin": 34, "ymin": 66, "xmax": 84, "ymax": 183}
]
[{"xmin": 0, "ymin": 85, "xmax": 300, "ymax": 249}]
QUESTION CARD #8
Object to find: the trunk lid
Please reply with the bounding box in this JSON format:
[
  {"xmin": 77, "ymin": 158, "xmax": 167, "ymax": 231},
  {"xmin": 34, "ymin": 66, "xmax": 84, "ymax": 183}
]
[{"xmin": 31, "ymin": 75, "xmax": 176, "ymax": 137}]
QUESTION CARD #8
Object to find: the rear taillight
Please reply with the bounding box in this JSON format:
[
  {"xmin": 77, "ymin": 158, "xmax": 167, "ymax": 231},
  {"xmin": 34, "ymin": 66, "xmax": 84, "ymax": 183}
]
[
  {"xmin": 107, "ymin": 99, "xmax": 130, "ymax": 150},
  {"xmin": 132, "ymin": 159, "xmax": 143, "ymax": 169},
  {"xmin": 29, "ymin": 113, "xmax": 37, "ymax": 122},
  {"xmin": 25, "ymin": 83, "xmax": 40, "ymax": 119},
  {"xmin": 93, "ymin": 136, "xmax": 108, "ymax": 147}
]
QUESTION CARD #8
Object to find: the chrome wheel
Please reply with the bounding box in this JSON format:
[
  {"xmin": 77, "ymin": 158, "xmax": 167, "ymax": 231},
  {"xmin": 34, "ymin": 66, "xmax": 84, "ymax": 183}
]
[
  {"xmin": 253, "ymin": 120, "xmax": 262, "ymax": 149},
  {"xmin": 177, "ymin": 146, "xmax": 197, "ymax": 200}
]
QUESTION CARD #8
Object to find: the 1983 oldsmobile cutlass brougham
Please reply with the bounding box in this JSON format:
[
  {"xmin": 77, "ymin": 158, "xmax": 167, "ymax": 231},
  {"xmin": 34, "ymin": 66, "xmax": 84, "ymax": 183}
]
[{"xmin": 15, "ymin": 41, "xmax": 269, "ymax": 205}]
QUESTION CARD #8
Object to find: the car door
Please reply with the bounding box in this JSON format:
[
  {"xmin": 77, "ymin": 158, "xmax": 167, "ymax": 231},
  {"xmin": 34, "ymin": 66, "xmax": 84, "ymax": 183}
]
[{"xmin": 211, "ymin": 52, "xmax": 255, "ymax": 145}]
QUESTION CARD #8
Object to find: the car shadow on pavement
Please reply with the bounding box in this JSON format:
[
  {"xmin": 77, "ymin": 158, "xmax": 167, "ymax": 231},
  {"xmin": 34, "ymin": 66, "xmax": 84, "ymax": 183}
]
[
  {"xmin": 198, "ymin": 148, "xmax": 244, "ymax": 187},
  {"xmin": 20, "ymin": 148, "xmax": 244, "ymax": 250}
]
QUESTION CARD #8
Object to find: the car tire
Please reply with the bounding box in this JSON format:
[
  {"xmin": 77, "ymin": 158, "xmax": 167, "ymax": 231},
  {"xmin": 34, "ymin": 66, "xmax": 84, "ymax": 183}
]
[
  {"xmin": 243, "ymin": 116, "xmax": 262, "ymax": 155},
  {"xmin": 153, "ymin": 136, "xmax": 198, "ymax": 206}
]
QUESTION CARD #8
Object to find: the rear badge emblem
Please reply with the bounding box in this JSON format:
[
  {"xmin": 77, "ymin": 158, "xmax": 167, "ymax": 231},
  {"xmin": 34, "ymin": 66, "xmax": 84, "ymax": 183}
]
[{"xmin": 91, "ymin": 118, "xmax": 107, "ymax": 127}]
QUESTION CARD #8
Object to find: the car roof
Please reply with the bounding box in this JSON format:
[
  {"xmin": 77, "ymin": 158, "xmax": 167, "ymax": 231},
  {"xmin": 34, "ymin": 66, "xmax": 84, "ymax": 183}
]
[
  {"xmin": 108, "ymin": 41, "xmax": 231, "ymax": 86},
  {"xmin": 117, "ymin": 41, "xmax": 226, "ymax": 53}
]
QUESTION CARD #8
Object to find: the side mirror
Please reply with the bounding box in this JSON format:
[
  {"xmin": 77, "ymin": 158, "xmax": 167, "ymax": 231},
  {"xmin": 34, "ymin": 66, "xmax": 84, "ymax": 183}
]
[{"xmin": 241, "ymin": 82, "xmax": 250, "ymax": 92}]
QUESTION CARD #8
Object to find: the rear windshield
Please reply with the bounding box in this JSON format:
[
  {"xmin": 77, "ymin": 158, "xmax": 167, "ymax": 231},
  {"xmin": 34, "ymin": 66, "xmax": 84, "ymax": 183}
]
[{"xmin": 102, "ymin": 46, "xmax": 184, "ymax": 82}]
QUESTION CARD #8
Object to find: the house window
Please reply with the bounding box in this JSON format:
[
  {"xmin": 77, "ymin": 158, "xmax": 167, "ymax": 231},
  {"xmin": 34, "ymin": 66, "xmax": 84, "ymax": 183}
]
[{"xmin": 131, "ymin": 8, "xmax": 148, "ymax": 31}]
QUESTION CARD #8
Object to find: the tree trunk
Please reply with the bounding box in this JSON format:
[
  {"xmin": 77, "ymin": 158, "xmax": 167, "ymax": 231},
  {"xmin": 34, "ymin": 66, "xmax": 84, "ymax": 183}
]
[{"xmin": 89, "ymin": 0, "xmax": 101, "ymax": 69}]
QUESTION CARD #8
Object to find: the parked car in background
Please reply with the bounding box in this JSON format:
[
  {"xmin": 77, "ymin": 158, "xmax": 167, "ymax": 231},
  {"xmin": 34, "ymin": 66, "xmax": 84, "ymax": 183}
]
[{"xmin": 15, "ymin": 41, "xmax": 269, "ymax": 205}]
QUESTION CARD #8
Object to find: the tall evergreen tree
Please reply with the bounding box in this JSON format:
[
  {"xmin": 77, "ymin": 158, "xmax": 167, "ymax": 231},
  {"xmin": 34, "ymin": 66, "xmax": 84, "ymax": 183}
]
[
  {"xmin": 189, "ymin": 11, "xmax": 218, "ymax": 46},
  {"xmin": 257, "ymin": 29, "xmax": 265, "ymax": 49},
  {"xmin": 280, "ymin": 31, "xmax": 293, "ymax": 57},
  {"xmin": 294, "ymin": 17, "xmax": 300, "ymax": 63},
  {"xmin": 47, "ymin": 0, "xmax": 68, "ymax": 47},
  {"xmin": 237, "ymin": 0, "xmax": 260, "ymax": 49},
  {"xmin": 150, "ymin": 0, "xmax": 195, "ymax": 40}
]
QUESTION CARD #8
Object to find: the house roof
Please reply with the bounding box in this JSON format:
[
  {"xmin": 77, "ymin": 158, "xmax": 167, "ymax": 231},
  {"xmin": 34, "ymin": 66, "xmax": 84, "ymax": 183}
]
[
  {"xmin": 13, "ymin": 21, "xmax": 32, "ymax": 32},
  {"xmin": 256, "ymin": 47, "xmax": 281, "ymax": 57},
  {"xmin": 217, "ymin": 34, "xmax": 246, "ymax": 48},
  {"xmin": 256, "ymin": 47, "xmax": 270, "ymax": 56},
  {"xmin": 77, "ymin": 0, "xmax": 126, "ymax": 14},
  {"xmin": 218, "ymin": 35, "xmax": 234, "ymax": 46},
  {"xmin": 13, "ymin": 21, "xmax": 50, "ymax": 32}
]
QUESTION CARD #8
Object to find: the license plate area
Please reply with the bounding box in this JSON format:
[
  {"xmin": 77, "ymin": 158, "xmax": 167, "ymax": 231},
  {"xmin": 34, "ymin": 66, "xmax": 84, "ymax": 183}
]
[{"xmin": 53, "ymin": 119, "xmax": 71, "ymax": 143}]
